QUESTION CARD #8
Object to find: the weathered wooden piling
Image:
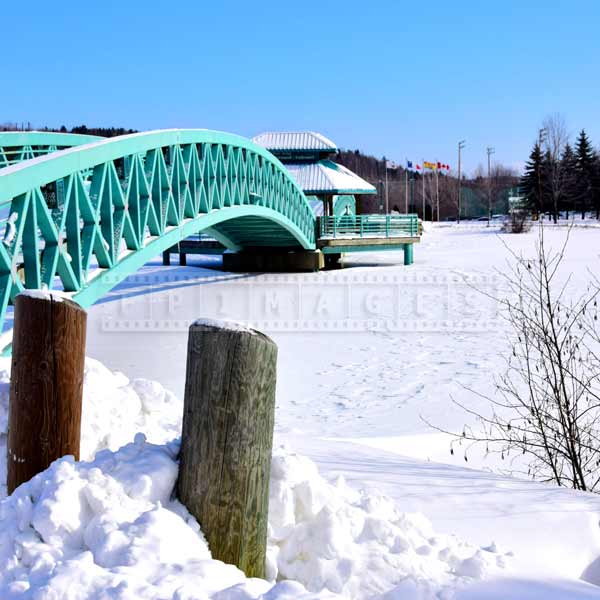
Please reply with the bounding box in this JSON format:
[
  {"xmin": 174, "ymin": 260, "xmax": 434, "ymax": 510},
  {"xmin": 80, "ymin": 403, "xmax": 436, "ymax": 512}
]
[
  {"xmin": 177, "ymin": 319, "xmax": 277, "ymax": 578},
  {"xmin": 7, "ymin": 292, "xmax": 87, "ymax": 494}
]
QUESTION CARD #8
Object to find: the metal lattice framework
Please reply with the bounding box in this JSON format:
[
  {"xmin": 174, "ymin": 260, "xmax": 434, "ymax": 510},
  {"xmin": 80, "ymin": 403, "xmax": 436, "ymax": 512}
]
[
  {"xmin": 0, "ymin": 131, "xmax": 101, "ymax": 168},
  {"xmin": 0, "ymin": 129, "xmax": 316, "ymax": 349}
]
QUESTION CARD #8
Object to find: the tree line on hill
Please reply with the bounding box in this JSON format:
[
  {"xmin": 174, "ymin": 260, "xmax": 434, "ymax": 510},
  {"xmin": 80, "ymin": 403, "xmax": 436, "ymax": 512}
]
[
  {"xmin": 336, "ymin": 149, "xmax": 518, "ymax": 220},
  {"xmin": 67, "ymin": 125, "xmax": 137, "ymax": 137},
  {"xmin": 520, "ymin": 114, "xmax": 600, "ymax": 221},
  {"xmin": 0, "ymin": 122, "xmax": 136, "ymax": 138}
]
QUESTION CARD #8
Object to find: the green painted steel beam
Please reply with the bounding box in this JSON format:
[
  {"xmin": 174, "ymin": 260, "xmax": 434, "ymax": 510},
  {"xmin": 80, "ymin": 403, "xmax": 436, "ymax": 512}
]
[
  {"xmin": 320, "ymin": 243, "xmax": 415, "ymax": 253},
  {"xmin": 403, "ymin": 243, "xmax": 414, "ymax": 265},
  {"xmin": 0, "ymin": 132, "xmax": 103, "ymax": 170},
  {"xmin": 0, "ymin": 130, "xmax": 307, "ymax": 203},
  {"xmin": 0, "ymin": 131, "xmax": 102, "ymax": 149}
]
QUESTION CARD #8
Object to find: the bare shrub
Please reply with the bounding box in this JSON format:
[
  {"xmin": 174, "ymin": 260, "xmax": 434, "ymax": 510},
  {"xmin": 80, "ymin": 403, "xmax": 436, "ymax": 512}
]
[
  {"xmin": 502, "ymin": 210, "xmax": 531, "ymax": 233},
  {"xmin": 428, "ymin": 225, "xmax": 600, "ymax": 491}
]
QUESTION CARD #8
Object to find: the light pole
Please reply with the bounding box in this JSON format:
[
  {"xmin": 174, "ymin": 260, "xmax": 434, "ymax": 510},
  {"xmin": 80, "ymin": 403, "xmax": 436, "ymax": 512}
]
[
  {"xmin": 384, "ymin": 159, "xmax": 389, "ymax": 214},
  {"xmin": 422, "ymin": 158, "xmax": 426, "ymax": 221},
  {"xmin": 404, "ymin": 165, "xmax": 409, "ymax": 213},
  {"xmin": 457, "ymin": 140, "xmax": 466, "ymax": 223},
  {"xmin": 537, "ymin": 128, "xmax": 547, "ymax": 219},
  {"xmin": 486, "ymin": 146, "xmax": 495, "ymax": 225},
  {"xmin": 435, "ymin": 161, "xmax": 440, "ymax": 222}
]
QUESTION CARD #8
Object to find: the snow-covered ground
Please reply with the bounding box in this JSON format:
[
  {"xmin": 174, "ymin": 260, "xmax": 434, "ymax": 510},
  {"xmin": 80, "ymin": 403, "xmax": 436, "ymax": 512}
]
[
  {"xmin": 2, "ymin": 222, "xmax": 600, "ymax": 598},
  {"xmin": 0, "ymin": 359, "xmax": 513, "ymax": 599}
]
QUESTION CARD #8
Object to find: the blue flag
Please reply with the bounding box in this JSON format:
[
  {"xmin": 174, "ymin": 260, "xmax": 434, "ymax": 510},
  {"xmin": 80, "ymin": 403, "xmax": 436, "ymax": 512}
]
[{"xmin": 406, "ymin": 160, "xmax": 413, "ymax": 169}]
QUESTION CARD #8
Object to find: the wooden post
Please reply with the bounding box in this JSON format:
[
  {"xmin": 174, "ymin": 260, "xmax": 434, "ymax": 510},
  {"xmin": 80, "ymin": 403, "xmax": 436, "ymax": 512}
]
[
  {"xmin": 177, "ymin": 319, "xmax": 277, "ymax": 578},
  {"xmin": 7, "ymin": 293, "xmax": 87, "ymax": 494}
]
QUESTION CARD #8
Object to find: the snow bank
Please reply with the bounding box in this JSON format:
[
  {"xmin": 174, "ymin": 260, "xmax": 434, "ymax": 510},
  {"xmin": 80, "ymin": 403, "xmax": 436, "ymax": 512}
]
[
  {"xmin": 268, "ymin": 449, "xmax": 508, "ymax": 598},
  {"xmin": 79, "ymin": 358, "xmax": 182, "ymax": 460},
  {"xmin": 0, "ymin": 359, "xmax": 509, "ymax": 599},
  {"xmin": 0, "ymin": 356, "xmax": 182, "ymax": 498},
  {"xmin": 0, "ymin": 439, "xmax": 507, "ymax": 599},
  {"xmin": 0, "ymin": 436, "xmax": 339, "ymax": 599}
]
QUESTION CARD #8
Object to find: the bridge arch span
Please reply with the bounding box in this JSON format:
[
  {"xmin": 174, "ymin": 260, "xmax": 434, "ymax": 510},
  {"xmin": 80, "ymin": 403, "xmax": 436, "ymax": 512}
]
[{"xmin": 0, "ymin": 129, "xmax": 316, "ymax": 344}]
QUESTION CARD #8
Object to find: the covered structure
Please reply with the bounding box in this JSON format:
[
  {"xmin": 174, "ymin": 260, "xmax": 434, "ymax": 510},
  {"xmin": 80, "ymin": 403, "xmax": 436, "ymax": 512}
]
[{"xmin": 252, "ymin": 131, "xmax": 376, "ymax": 217}]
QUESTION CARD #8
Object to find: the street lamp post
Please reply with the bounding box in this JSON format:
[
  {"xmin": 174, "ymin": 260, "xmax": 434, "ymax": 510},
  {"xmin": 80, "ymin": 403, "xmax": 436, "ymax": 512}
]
[
  {"xmin": 537, "ymin": 128, "xmax": 547, "ymax": 219},
  {"xmin": 457, "ymin": 140, "xmax": 466, "ymax": 223},
  {"xmin": 384, "ymin": 160, "xmax": 389, "ymax": 214},
  {"xmin": 404, "ymin": 167, "xmax": 409, "ymax": 213},
  {"xmin": 486, "ymin": 146, "xmax": 495, "ymax": 226},
  {"xmin": 435, "ymin": 162, "xmax": 440, "ymax": 222},
  {"xmin": 422, "ymin": 158, "xmax": 426, "ymax": 221}
]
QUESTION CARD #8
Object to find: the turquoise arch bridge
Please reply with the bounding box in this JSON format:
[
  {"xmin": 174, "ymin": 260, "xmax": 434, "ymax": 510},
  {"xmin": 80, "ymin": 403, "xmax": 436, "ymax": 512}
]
[{"xmin": 0, "ymin": 129, "xmax": 316, "ymax": 350}]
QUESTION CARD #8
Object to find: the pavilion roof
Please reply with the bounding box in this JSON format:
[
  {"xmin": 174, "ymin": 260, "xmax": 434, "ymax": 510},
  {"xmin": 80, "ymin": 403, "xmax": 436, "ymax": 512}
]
[{"xmin": 285, "ymin": 160, "xmax": 376, "ymax": 195}]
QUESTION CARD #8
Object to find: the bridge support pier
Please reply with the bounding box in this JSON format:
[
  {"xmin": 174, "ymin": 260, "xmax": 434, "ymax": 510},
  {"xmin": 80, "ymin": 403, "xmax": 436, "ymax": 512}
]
[
  {"xmin": 403, "ymin": 243, "xmax": 414, "ymax": 266},
  {"xmin": 223, "ymin": 250, "xmax": 324, "ymax": 272},
  {"xmin": 324, "ymin": 253, "xmax": 342, "ymax": 270}
]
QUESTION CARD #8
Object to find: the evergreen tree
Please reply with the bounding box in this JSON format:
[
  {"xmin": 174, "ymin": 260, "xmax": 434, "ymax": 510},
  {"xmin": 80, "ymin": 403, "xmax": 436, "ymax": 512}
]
[
  {"xmin": 574, "ymin": 130, "xmax": 596, "ymax": 219},
  {"xmin": 71, "ymin": 124, "xmax": 89, "ymax": 135},
  {"xmin": 593, "ymin": 154, "xmax": 600, "ymax": 219},
  {"xmin": 519, "ymin": 142, "xmax": 547, "ymax": 214},
  {"xmin": 542, "ymin": 149, "xmax": 559, "ymax": 222},
  {"xmin": 560, "ymin": 143, "xmax": 578, "ymax": 217}
]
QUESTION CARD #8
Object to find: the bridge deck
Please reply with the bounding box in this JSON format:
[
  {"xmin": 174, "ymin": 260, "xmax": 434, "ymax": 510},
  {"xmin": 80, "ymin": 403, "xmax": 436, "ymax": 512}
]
[
  {"xmin": 317, "ymin": 235, "xmax": 419, "ymax": 253},
  {"xmin": 166, "ymin": 214, "xmax": 421, "ymax": 264}
]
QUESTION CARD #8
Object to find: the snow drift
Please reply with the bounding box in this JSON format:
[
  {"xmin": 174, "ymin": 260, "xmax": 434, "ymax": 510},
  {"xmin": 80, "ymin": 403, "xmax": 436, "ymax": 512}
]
[{"xmin": 0, "ymin": 358, "xmax": 508, "ymax": 598}]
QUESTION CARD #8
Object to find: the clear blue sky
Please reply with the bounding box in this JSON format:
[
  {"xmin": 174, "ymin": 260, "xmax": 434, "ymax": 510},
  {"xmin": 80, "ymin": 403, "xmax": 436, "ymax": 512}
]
[{"xmin": 2, "ymin": 0, "xmax": 599, "ymax": 174}]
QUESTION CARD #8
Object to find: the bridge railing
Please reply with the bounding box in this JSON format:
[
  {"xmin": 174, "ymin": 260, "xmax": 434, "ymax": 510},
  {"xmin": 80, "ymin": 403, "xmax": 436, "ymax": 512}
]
[
  {"xmin": 318, "ymin": 213, "xmax": 420, "ymax": 239},
  {"xmin": 0, "ymin": 146, "xmax": 60, "ymax": 167},
  {"xmin": 0, "ymin": 132, "xmax": 102, "ymax": 169}
]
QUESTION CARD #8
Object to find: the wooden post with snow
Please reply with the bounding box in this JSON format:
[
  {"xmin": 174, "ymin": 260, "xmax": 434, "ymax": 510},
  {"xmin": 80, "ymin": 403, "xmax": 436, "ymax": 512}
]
[
  {"xmin": 7, "ymin": 292, "xmax": 87, "ymax": 494},
  {"xmin": 177, "ymin": 319, "xmax": 277, "ymax": 579}
]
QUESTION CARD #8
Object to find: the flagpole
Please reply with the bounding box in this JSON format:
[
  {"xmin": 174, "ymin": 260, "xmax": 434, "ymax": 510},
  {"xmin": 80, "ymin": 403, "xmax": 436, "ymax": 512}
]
[
  {"xmin": 436, "ymin": 162, "xmax": 440, "ymax": 222},
  {"xmin": 405, "ymin": 166, "xmax": 408, "ymax": 213},
  {"xmin": 422, "ymin": 159, "xmax": 425, "ymax": 221},
  {"xmin": 384, "ymin": 159, "xmax": 389, "ymax": 214}
]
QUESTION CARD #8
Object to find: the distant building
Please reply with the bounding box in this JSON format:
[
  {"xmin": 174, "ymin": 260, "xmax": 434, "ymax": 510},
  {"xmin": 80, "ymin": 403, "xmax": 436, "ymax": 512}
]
[
  {"xmin": 507, "ymin": 186, "xmax": 526, "ymax": 212},
  {"xmin": 252, "ymin": 131, "xmax": 376, "ymax": 216}
]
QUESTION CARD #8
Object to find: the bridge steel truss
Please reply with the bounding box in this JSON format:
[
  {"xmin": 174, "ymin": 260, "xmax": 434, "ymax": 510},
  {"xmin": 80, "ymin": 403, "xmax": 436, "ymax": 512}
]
[
  {"xmin": 0, "ymin": 129, "xmax": 316, "ymax": 348},
  {"xmin": 0, "ymin": 131, "xmax": 101, "ymax": 168}
]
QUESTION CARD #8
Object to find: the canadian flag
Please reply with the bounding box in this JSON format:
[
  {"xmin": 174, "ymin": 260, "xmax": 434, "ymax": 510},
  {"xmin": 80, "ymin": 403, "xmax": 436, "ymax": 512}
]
[{"xmin": 416, "ymin": 164, "xmax": 421, "ymax": 170}]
